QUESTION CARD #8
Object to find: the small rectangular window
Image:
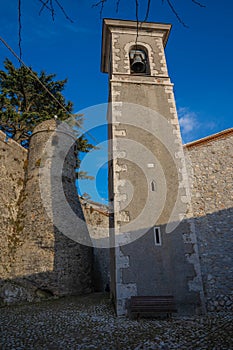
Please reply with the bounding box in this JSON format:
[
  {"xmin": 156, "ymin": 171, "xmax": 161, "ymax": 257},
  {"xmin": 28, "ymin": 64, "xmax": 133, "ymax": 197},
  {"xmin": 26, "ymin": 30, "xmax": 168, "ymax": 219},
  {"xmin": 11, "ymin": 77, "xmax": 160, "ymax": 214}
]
[{"xmin": 154, "ymin": 227, "xmax": 162, "ymax": 246}]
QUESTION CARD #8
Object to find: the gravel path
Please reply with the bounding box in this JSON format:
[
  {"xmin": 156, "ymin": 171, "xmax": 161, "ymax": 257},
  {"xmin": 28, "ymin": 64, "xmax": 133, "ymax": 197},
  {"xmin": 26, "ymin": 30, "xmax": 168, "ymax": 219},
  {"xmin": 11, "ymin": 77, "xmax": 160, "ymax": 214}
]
[{"xmin": 0, "ymin": 293, "xmax": 232, "ymax": 349}]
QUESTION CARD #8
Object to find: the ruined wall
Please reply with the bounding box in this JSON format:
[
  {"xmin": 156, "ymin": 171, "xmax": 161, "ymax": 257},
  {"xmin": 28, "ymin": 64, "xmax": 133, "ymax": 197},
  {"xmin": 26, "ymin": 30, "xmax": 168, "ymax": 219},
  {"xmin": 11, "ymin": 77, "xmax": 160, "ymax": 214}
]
[
  {"xmin": 185, "ymin": 129, "xmax": 233, "ymax": 312},
  {"xmin": 0, "ymin": 131, "xmax": 27, "ymax": 279}
]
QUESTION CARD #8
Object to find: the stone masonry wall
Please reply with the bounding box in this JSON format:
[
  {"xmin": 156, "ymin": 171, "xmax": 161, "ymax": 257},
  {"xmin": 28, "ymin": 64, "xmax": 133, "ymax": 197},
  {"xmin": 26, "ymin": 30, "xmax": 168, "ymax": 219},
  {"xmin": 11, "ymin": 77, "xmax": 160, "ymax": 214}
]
[
  {"xmin": 105, "ymin": 20, "xmax": 204, "ymax": 316},
  {"xmin": 0, "ymin": 122, "xmax": 93, "ymax": 305},
  {"xmin": 1, "ymin": 124, "xmax": 232, "ymax": 310},
  {"xmin": 0, "ymin": 131, "xmax": 27, "ymax": 279},
  {"xmin": 81, "ymin": 199, "xmax": 110, "ymax": 292},
  {"xmin": 185, "ymin": 129, "xmax": 233, "ymax": 312}
]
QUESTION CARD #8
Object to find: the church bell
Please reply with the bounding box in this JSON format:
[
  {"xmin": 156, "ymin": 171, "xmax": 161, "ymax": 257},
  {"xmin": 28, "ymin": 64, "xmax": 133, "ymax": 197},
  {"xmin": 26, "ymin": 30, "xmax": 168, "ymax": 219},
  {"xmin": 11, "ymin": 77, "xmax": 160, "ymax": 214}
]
[{"xmin": 130, "ymin": 50, "xmax": 146, "ymax": 73}]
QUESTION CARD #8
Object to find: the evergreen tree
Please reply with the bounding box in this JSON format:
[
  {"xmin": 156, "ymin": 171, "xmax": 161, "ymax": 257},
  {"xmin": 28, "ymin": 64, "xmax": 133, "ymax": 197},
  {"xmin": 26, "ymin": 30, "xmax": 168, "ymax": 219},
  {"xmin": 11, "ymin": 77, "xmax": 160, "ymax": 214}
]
[{"xmin": 0, "ymin": 58, "xmax": 93, "ymax": 153}]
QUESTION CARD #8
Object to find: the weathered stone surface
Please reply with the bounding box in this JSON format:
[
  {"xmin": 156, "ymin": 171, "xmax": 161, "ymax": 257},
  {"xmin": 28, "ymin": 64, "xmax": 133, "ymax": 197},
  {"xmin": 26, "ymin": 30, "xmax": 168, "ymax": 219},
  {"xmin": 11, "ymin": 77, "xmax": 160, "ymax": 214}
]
[
  {"xmin": 0, "ymin": 98, "xmax": 232, "ymax": 314},
  {"xmin": 102, "ymin": 19, "xmax": 205, "ymax": 316},
  {"xmin": 185, "ymin": 130, "xmax": 233, "ymax": 312},
  {"xmin": 1, "ymin": 294, "xmax": 233, "ymax": 349},
  {"xmin": 0, "ymin": 278, "xmax": 56, "ymax": 306},
  {"xmin": 0, "ymin": 131, "xmax": 27, "ymax": 278},
  {"xmin": 81, "ymin": 199, "xmax": 110, "ymax": 292},
  {"xmin": 0, "ymin": 121, "xmax": 93, "ymax": 305}
]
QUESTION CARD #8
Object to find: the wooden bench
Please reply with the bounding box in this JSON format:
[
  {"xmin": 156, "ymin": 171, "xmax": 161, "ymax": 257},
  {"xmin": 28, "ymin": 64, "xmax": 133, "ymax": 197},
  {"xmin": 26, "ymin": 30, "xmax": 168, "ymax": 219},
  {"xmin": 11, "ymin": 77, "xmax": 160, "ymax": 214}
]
[{"xmin": 129, "ymin": 295, "xmax": 177, "ymax": 319}]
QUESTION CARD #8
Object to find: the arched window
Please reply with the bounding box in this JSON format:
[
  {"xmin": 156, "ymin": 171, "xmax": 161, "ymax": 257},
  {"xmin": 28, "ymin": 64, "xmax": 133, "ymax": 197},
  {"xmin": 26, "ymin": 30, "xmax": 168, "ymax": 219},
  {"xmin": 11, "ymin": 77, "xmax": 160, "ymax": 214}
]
[{"xmin": 129, "ymin": 46, "xmax": 150, "ymax": 75}]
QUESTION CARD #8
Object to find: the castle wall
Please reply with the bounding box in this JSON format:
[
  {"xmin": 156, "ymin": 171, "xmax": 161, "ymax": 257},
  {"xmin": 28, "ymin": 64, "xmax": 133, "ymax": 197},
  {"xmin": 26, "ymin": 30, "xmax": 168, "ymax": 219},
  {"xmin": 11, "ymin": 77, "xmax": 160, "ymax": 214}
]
[
  {"xmin": 81, "ymin": 200, "xmax": 110, "ymax": 292},
  {"xmin": 185, "ymin": 130, "xmax": 233, "ymax": 311},
  {"xmin": 0, "ymin": 122, "xmax": 93, "ymax": 305},
  {"xmin": 0, "ymin": 131, "xmax": 27, "ymax": 279},
  {"xmin": 1, "ymin": 121, "xmax": 232, "ymax": 311}
]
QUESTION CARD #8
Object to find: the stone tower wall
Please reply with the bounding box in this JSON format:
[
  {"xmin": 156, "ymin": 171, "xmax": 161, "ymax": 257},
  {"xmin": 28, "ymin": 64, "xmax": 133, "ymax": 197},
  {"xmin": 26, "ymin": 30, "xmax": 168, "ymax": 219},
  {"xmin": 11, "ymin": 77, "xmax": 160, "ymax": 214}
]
[
  {"xmin": 0, "ymin": 121, "xmax": 93, "ymax": 304},
  {"xmin": 0, "ymin": 131, "xmax": 27, "ymax": 279},
  {"xmin": 102, "ymin": 19, "xmax": 205, "ymax": 316}
]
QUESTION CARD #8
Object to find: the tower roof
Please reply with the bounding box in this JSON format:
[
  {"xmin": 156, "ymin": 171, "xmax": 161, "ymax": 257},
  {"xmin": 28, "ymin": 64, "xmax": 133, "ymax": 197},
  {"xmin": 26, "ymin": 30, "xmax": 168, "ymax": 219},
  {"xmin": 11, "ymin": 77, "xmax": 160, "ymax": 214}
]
[{"xmin": 101, "ymin": 18, "xmax": 172, "ymax": 73}]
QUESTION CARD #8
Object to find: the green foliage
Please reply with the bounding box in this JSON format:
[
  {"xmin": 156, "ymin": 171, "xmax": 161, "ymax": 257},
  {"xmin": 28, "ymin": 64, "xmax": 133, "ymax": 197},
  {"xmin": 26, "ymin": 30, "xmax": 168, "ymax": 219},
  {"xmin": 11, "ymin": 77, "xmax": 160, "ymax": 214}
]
[
  {"xmin": 0, "ymin": 58, "xmax": 95, "ymax": 181},
  {"xmin": 0, "ymin": 58, "xmax": 71, "ymax": 146}
]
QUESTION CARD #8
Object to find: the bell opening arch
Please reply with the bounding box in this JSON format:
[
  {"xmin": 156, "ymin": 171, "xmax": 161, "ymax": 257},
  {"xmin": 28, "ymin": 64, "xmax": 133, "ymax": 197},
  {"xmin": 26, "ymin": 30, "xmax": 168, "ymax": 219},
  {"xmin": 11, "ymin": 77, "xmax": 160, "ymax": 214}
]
[{"xmin": 129, "ymin": 45, "xmax": 150, "ymax": 75}]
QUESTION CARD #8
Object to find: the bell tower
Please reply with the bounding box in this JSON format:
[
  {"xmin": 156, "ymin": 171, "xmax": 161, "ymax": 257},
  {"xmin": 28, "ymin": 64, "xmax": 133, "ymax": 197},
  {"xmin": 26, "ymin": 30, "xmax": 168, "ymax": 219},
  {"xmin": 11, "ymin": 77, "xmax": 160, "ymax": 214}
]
[{"xmin": 101, "ymin": 19, "xmax": 205, "ymax": 316}]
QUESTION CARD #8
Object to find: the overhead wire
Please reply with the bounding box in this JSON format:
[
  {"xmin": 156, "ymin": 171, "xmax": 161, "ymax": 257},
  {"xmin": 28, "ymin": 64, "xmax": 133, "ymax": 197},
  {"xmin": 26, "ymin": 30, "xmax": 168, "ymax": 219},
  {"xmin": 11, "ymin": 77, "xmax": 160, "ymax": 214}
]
[
  {"xmin": 0, "ymin": 35, "xmax": 100, "ymax": 145},
  {"xmin": 18, "ymin": 0, "xmax": 22, "ymax": 61}
]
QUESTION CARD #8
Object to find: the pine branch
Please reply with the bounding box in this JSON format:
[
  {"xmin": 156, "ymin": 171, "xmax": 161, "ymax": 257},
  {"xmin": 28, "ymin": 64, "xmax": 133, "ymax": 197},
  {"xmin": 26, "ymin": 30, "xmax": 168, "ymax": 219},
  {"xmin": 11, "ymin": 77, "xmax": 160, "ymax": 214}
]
[{"xmin": 0, "ymin": 59, "xmax": 75, "ymax": 146}]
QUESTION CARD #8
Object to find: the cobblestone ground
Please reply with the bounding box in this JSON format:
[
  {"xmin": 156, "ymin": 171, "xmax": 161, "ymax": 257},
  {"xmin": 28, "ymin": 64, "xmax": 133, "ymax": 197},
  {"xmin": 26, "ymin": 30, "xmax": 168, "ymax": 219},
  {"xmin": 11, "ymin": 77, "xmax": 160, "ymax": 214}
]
[{"xmin": 0, "ymin": 293, "xmax": 232, "ymax": 350}]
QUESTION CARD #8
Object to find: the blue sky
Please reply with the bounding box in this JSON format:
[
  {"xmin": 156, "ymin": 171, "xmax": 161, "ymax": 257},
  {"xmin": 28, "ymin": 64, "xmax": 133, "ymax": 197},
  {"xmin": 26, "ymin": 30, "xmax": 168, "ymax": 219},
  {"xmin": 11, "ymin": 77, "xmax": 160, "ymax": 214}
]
[{"xmin": 0, "ymin": 1, "xmax": 232, "ymax": 203}]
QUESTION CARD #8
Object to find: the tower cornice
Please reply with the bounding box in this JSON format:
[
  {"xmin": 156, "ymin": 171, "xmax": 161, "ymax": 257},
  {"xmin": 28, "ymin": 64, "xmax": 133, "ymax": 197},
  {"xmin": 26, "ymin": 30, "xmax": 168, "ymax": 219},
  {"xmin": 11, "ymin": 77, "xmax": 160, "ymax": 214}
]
[{"xmin": 101, "ymin": 18, "xmax": 172, "ymax": 74}]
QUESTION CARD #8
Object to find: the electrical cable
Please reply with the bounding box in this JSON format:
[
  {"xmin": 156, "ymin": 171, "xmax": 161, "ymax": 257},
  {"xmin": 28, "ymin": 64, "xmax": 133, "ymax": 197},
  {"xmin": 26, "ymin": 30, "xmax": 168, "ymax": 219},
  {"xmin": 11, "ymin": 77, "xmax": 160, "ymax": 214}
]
[{"xmin": 0, "ymin": 34, "xmax": 100, "ymax": 145}]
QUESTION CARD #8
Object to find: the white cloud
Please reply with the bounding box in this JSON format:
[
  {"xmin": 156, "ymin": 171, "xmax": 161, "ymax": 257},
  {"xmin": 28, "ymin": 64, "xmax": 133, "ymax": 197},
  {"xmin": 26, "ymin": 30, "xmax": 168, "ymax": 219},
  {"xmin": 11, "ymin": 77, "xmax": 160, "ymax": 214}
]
[
  {"xmin": 178, "ymin": 107, "xmax": 200, "ymax": 135},
  {"xmin": 205, "ymin": 121, "xmax": 217, "ymax": 130},
  {"xmin": 178, "ymin": 107, "xmax": 219, "ymax": 143}
]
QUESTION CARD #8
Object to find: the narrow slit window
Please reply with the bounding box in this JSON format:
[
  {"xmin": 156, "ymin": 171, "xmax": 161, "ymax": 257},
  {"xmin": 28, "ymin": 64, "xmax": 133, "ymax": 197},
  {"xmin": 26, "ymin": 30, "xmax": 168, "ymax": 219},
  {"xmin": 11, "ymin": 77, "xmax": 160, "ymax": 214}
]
[
  {"xmin": 151, "ymin": 180, "xmax": 156, "ymax": 192},
  {"xmin": 154, "ymin": 227, "xmax": 162, "ymax": 246}
]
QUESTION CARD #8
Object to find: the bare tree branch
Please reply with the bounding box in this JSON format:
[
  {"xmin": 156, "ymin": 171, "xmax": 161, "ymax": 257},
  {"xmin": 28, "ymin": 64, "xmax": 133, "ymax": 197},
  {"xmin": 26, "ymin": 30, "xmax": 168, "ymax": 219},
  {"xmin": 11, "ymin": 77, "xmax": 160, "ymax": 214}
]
[
  {"xmin": 54, "ymin": 0, "xmax": 74, "ymax": 23},
  {"xmin": 38, "ymin": 0, "xmax": 51, "ymax": 15},
  {"xmin": 116, "ymin": 0, "xmax": 121, "ymax": 13},
  {"xmin": 135, "ymin": 0, "xmax": 139, "ymax": 45},
  {"xmin": 143, "ymin": 0, "xmax": 151, "ymax": 22},
  {"xmin": 38, "ymin": 0, "xmax": 205, "ymax": 27},
  {"xmin": 92, "ymin": 0, "xmax": 108, "ymax": 19},
  {"xmin": 50, "ymin": 0, "xmax": 55, "ymax": 21},
  {"xmin": 38, "ymin": 0, "xmax": 73, "ymax": 22},
  {"xmin": 16, "ymin": 0, "xmax": 206, "ymax": 61},
  {"xmin": 191, "ymin": 0, "xmax": 206, "ymax": 8},
  {"xmin": 166, "ymin": 0, "xmax": 189, "ymax": 28}
]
